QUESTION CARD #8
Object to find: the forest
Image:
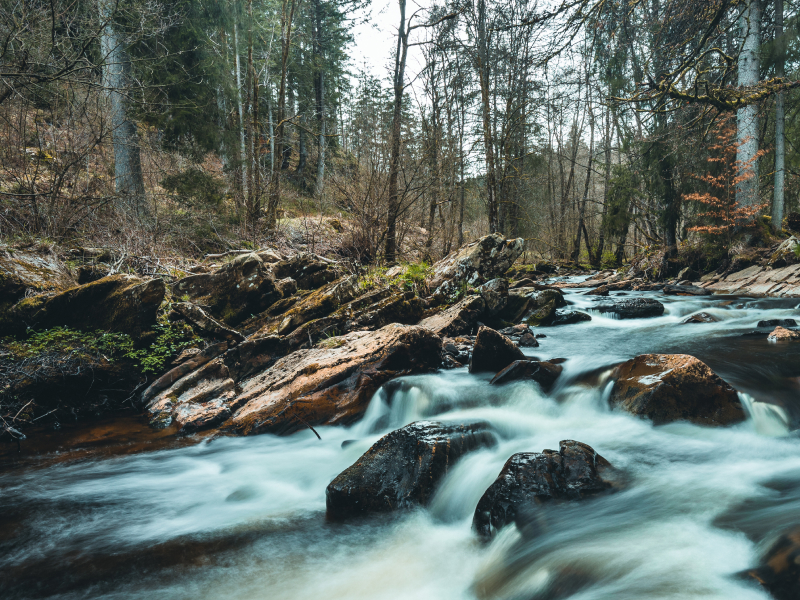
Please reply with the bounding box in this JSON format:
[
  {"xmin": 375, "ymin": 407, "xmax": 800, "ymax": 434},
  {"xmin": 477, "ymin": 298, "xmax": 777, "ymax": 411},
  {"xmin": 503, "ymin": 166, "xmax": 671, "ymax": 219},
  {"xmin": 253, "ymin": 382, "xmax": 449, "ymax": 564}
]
[{"xmin": 2, "ymin": 0, "xmax": 798, "ymax": 272}]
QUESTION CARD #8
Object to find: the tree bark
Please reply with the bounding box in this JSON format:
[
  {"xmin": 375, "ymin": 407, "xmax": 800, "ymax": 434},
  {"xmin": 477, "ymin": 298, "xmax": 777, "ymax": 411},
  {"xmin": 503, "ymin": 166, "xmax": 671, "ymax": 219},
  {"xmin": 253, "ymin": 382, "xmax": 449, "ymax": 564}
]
[
  {"xmin": 313, "ymin": 0, "xmax": 326, "ymax": 196},
  {"xmin": 736, "ymin": 0, "xmax": 761, "ymax": 213},
  {"xmin": 475, "ymin": 0, "xmax": 499, "ymax": 233},
  {"xmin": 772, "ymin": 0, "xmax": 785, "ymax": 231},
  {"xmin": 233, "ymin": 20, "xmax": 248, "ymax": 203}
]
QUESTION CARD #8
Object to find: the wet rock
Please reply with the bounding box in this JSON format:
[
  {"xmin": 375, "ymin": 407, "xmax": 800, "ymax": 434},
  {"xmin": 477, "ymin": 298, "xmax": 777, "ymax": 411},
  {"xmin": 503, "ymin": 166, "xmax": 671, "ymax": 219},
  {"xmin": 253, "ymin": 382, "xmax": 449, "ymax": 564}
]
[
  {"xmin": 441, "ymin": 354, "xmax": 463, "ymax": 369},
  {"xmin": 141, "ymin": 342, "xmax": 229, "ymax": 404},
  {"xmin": 174, "ymin": 398, "xmax": 232, "ymax": 433},
  {"xmin": 677, "ymin": 266, "xmax": 699, "ymax": 281},
  {"xmin": 0, "ymin": 247, "xmax": 75, "ymax": 309},
  {"xmin": 758, "ymin": 319, "xmax": 798, "ymax": 328},
  {"xmin": 516, "ymin": 288, "xmax": 567, "ymax": 326},
  {"xmin": 270, "ymin": 253, "xmax": 339, "ymax": 290},
  {"xmin": 680, "ymin": 312, "xmax": 720, "ymax": 324},
  {"xmin": 586, "ymin": 285, "xmax": 609, "ymax": 296},
  {"xmin": 609, "ymin": 354, "xmax": 745, "ymax": 426},
  {"xmin": 469, "ymin": 326, "xmax": 526, "ymax": 374},
  {"xmin": 524, "ymin": 298, "xmax": 557, "ymax": 326},
  {"xmin": 518, "ymin": 332, "xmax": 539, "ymax": 347},
  {"xmin": 227, "ymin": 324, "xmax": 442, "ymax": 436},
  {"xmin": 473, "ymin": 440, "xmax": 614, "ymax": 540},
  {"xmin": 0, "ymin": 274, "xmax": 165, "ymax": 339},
  {"xmin": 171, "ymin": 253, "xmax": 281, "ymax": 326},
  {"xmin": 593, "ymin": 297, "xmax": 665, "ymax": 319},
  {"xmin": 510, "ymin": 278, "xmax": 535, "ymax": 289},
  {"xmin": 490, "ymin": 359, "xmax": 563, "ymax": 392},
  {"xmin": 747, "ymin": 526, "xmax": 800, "ymax": 600},
  {"xmin": 418, "ymin": 294, "xmax": 485, "ymax": 336},
  {"xmin": 768, "ymin": 326, "xmax": 800, "ymax": 342},
  {"xmin": 477, "ymin": 278, "xmax": 508, "ymax": 316},
  {"xmin": 427, "ymin": 234, "xmax": 524, "ymax": 299},
  {"xmin": 172, "ymin": 302, "xmax": 245, "ymax": 344},
  {"xmin": 662, "ymin": 284, "xmax": 711, "ymax": 296},
  {"xmin": 326, "ymin": 420, "xmax": 496, "ymax": 519},
  {"xmin": 549, "ymin": 310, "xmax": 592, "ymax": 326}
]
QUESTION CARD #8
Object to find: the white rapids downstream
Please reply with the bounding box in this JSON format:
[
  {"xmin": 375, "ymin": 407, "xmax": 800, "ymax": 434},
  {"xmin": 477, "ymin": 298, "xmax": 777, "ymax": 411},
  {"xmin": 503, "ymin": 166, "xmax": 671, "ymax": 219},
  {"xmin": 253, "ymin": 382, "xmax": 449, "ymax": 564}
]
[{"xmin": 3, "ymin": 285, "xmax": 800, "ymax": 599}]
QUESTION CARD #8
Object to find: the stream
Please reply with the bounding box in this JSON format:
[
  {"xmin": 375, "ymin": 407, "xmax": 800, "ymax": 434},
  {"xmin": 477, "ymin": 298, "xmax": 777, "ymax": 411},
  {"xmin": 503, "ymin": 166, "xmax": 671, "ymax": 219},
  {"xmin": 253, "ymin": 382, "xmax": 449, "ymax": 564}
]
[{"xmin": 3, "ymin": 285, "xmax": 800, "ymax": 599}]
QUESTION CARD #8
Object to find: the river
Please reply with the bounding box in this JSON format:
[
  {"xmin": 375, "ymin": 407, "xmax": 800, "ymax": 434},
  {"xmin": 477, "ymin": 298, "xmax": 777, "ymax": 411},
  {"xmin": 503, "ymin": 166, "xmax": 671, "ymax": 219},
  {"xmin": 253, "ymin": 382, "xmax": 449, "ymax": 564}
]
[{"xmin": 2, "ymin": 285, "xmax": 800, "ymax": 599}]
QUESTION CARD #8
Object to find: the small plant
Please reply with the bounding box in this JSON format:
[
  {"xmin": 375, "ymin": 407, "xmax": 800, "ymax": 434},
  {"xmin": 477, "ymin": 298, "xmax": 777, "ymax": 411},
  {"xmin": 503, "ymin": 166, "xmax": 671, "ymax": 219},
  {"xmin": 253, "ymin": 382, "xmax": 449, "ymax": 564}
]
[{"xmin": 125, "ymin": 320, "xmax": 200, "ymax": 374}]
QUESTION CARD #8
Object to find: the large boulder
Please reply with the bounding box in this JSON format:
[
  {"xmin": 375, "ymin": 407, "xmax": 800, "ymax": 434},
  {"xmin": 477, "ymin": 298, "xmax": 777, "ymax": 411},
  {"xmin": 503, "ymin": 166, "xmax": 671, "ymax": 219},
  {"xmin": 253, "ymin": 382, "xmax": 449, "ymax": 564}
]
[
  {"xmin": 418, "ymin": 294, "xmax": 485, "ymax": 336},
  {"xmin": 477, "ymin": 278, "xmax": 508, "ymax": 316},
  {"xmin": 270, "ymin": 253, "xmax": 339, "ymax": 290},
  {"xmin": 171, "ymin": 253, "xmax": 281, "ymax": 326},
  {"xmin": 490, "ymin": 359, "xmax": 563, "ymax": 392},
  {"xmin": 519, "ymin": 288, "xmax": 567, "ymax": 326},
  {"xmin": 609, "ymin": 354, "xmax": 745, "ymax": 426},
  {"xmin": 427, "ymin": 234, "xmax": 524, "ymax": 299},
  {"xmin": 473, "ymin": 441, "xmax": 614, "ymax": 540},
  {"xmin": 0, "ymin": 247, "xmax": 75, "ymax": 309},
  {"xmin": 747, "ymin": 526, "xmax": 800, "ymax": 600},
  {"xmin": 549, "ymin": 310, "xmax": 591, "ymax": 326},
  {"xmin": 469, "ymin": 326, "xmax": 525, "ymax": 374},
  {"xmin": 326, "ymin": 421, "xmax": 496, "ymax": 519},
  {"xmin": 662, "ymin": 284, "xmax": 711, "ymax": 296},
  {"xmin": 593, "ymin": 297, "xmax": 664, "ymax": 319},
  {"xmin": 228, "ymin": 324, "xmax": 442, "ymax": 435},
  {"xmin": 0, "ymin": 274, "xmax": 164, "ymax": 339}
]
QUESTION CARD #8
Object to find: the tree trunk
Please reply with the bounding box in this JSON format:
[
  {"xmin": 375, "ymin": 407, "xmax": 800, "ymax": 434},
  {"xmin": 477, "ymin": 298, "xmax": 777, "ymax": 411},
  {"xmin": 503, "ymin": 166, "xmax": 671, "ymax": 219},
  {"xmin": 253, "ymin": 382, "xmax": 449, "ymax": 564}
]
[
  {"xmin": 475, "ymin": 0, "xmax": 499, "ymax": 233},
  {"xmin": 772, "ymin": 0, "xmax": 785, "ymax": 231},
  {"xmin": 736, "ymin": 0, "xmax": 761, "ymax": 213},
  {"xmin": 99, "ymin": 0, "xmax": 146, "ymax": 217},
  {"xmin": 313, "ymin": 0, "xmax": 326, "ymax": 196},
  {"xmin": 594, "ymin": 107, "xmax": 612, "ymax": 267},
  {"xmin": 384, "ymin": 0, "xmax": 409, "ymax": 264},
  {"xmin": 233, "ymin": 20, "xmax": 248, "ymax": 203}
]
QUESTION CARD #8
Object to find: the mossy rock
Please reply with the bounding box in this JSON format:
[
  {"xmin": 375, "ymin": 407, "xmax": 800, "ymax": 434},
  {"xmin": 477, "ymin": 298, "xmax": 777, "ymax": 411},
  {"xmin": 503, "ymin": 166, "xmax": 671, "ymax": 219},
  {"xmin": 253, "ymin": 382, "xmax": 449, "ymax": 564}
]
[
  {"xmin": 0, "ymin": 274, "xmax": 165, "ymax": 340},
  {"xmin": 524, "ymin": 299, "xmax": 557, "ymax": 326},
  {"xmin": 0, "ymin": 247, "xmax": 76, "ymax": 309}
]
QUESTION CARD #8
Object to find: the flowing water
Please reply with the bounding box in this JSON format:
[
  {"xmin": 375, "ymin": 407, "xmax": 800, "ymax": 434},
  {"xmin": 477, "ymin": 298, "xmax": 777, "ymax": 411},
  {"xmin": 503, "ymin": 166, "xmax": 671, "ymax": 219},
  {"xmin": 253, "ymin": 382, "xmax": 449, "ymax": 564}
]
[{"xmin": 3, "ymin": 285, "xmax": 800, "ymax": 599}]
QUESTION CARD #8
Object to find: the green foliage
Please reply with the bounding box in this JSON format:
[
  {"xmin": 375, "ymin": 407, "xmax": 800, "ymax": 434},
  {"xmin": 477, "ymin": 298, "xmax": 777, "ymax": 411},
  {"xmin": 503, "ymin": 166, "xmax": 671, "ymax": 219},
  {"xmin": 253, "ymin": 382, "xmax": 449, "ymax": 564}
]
[
  {"xmin": 126, "ymin": 320, "xmax": 201, "ymax": 374},
  {"xmin": 5, "ymin": 327, "xmax": 136, "ymax": 362},
  {"xmin": 397, "ymin": 262, "xmax": 432, "ymax": 294},
  {"xmin": 600, "ymin": 251, "xmax": 618, "ymax": 269}
]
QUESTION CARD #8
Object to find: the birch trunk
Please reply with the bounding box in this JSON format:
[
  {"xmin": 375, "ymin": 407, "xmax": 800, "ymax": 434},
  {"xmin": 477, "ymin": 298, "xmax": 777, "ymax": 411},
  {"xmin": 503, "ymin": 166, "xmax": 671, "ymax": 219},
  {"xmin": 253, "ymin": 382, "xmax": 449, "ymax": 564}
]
[
  {"xmin": 772, "ymin": 0, "xmax": 785, "ymax": 231},
  {"xmin": 736, "ymin": 0, "xmax": 761, "ymax": 212}
]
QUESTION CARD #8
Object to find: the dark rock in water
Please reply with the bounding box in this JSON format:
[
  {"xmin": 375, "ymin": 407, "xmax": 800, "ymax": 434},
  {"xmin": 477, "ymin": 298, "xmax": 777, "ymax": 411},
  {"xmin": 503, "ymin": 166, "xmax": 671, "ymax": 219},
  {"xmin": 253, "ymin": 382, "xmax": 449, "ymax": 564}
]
[
  {"xmin": 441, "ymin": 354, "xmax": 463, "ymax": 369},
  {"xmin": 510, "ymin": 278, "xmax": 535, "ymax": 289},
  {"xmin": 473, "ymin": 440, "xmax": 614, "ymax": 539},
  {"xmin": 663, "ymin": 284, "xmax": 711, "ymax": 296},
  {"xmin": 758, "ymin": 319, "xmax": 798, "ymax": 328},
  {"xmin": 326, "ymin": 420, "xmax": 497, "ymax": 519},
  {"xmin": 535, "ymin": 333, "xmax": 546, "ymax": 338},
  {"xmin": 548, "ymin": 357, "xmax": 567, "ymax": 364},
  {"xmin": 549, "ymin": 310, "xmax": 592, "ymax": 326},
  {"xmin": 746, "ymin": 526, "xmax": 800, "ymax": 600},
  {"xmin": 609, "ymin": 354, "xmax": 745, "ymax": 426},
  {"xmin": 490, "ymin": 359, "xmax": 563, "ymax": 392},
  {"xmin": 172, "ymin": 253, "xmax": 281, "ymax": 326},
  {"xmin": 418, "ymin": 294, "xmax": 485, "ymax": 337},
  {"xmin": 518, "ymin": 332, "xmax": 539, "ymax": 347},
  {"xmin": 585, "ymin": 285, "xmax": 609, "ymax": 296},
  {"xmin": 681, "ymin": 312, "xmax": 720, "ymax": 324},
  {"xmin": 469, "ymin": 326, "xmax": 525, "ymax": 374},
  {"xmin": 593, "ymin": 297, "xmax": 664, "ymax": 319}
]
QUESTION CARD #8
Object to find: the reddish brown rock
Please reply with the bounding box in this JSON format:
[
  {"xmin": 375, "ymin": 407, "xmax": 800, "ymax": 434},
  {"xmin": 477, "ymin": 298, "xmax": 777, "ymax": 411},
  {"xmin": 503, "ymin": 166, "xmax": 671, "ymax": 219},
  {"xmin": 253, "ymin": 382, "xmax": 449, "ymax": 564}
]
[
  {"xmin": 473, "ymin": 441, "xmax": 614, "ymax": 539},
  {"xmin": 227, "ymin": 324, "xmax": 442, "ymax": 435},
  {"xmin": 609, "ymin": 354, "xmax": 745, "ymax": 426},
  {"xmin": 326, "ymin": 420, "xmax": 496, "ymax": 519},
  {"xmin": 490, "ymin": 359, "xmax": 563, "ymax": 392},
  {"xmin": 418, "ymin": 294, "xmax": 485, "ymax": 336},
  {"xmin": 747, "ymin": 526, "xmax": 800, "ymax": 600},
  {"xmin": 768, "ymin": 326, "xmax": 800, "ymax": 342},
  {"xmin": 469, "ymin": 326, "xmax": 525, "ymax": 374}
]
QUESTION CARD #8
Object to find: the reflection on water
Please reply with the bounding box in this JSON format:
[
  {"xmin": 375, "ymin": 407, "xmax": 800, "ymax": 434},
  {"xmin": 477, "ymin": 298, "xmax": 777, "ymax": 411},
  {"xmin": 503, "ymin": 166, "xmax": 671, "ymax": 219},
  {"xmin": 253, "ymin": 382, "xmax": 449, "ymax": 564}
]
[{"xmin": 2, "ymin": 289, "xmax": 800, "ymax": 599}]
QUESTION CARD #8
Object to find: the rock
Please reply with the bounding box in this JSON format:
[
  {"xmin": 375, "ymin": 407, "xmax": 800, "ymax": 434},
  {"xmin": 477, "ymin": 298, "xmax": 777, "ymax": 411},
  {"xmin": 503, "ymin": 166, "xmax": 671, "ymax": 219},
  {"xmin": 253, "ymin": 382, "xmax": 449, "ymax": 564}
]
[
  {"xmin": 510, "ymin": 278, "xmax": 535, "ymax": 288},
  {"xmin": 171, "ymin": 253, "xmax": 281, "ymax": 326},
  {"xmin": 0, "ymin": 247, "xmax": 75, "ymax": 309},
  {"xmin": 441, "ymin": 355, "xmax": 463, "ymax": 369},
  {"xmin": 76, "ymin": 263, "xmax": 111, "ymax": 284},
  {"xmin": 586, "ymin": 285, "xmax": 609, "ymax": 296},
  {"xmin": 427, "ymin": 234, "xmax": 524, "ymax": 299},
  {"xmin": 768, "ymin": 237, "xmax": 800, "ymax": 267},
  {"xmin": 747, "ymin": 526, "xmax": 800, "ymax": 600},
  {"xmin": 270, "ymin": 253, "xmax": 339, "ymax": 290},
  {"xmin": 662, "ymin": 284, "xmax": 711, "ymax": 296},
  {"xmin": 677, "ymin": 266, "xmax": 699, "ymax": 281},
  {"xmin": 418, "ymin": 294, "xmax": 485, "ymax": 336},
  {"xmin": 172, "ymin": 347, "xmax": 201, "ymax": 366},
  {"xmin": 758, "ymin": 319, "xmax": 798, "ymax": 328},
  {"xmin": 768, "ymin": 326, "xmax": 800, "ymax": 342},
  {"xmin": 518, "ymin": 332, "xmax": 539, "ymax": 347},
  {"xmin": 256, "ymin": 248, "xmax": 283, "ymax": 263},
  {"xmin": 473, "ymin": 440, "xmax": 614, "ymax": 540},
  {"xmin": 326, "ymin": 421, "xmax": 496, "ymax": 519},
  {"xmin": 515, "ymin": 289, "xmax": 567, "ymax": 326},
  {"xmin": 172, "ymin": 302, "xmax": 245, "ymax": 344},
  {"xmin": 592, "ymin": 297, "xmax": 665, "ymax": 319},
  {"xmin": 338, "ymin": 290, "xmax": 423, "ymax": 332},
  {"xmin": 227, "ymin": 324, "xmax": 442, "ymax": 436},
  {"xmin": 702, "ymin": 263, "xmax": 800, "ymax": 297},
  {"xmin": 609, "ymin": 354, "xmax": 745, "ymax": 426},
  {"xmin": 0, "ymin": 274, "xmax": 165, "ymax": 339},
  {"xmin": 490, "ymin": 359, "xmax": 563, "ymax": 392},
  {"xmin": 477, "ymin": 278, "xmax": 508, "ymax": 316},
  {"xmin": 253, "ymin": 275, "xmax": 359, "ymax": 337},
  {"xmin": 549, "ymin": 310, "xmax": 592, "ymax": 326},
  {"xmin": 141, "ymin": 342, "xmax": 229, "ymax": 404},
  {"xmin": 469, "ymin": 326, "xmax": 526, "ymax": 374},
  {"xmin": 680, "ymin": 312, "xmax": 720, "ymax": 324},
  {"xmin": 146, "ymin": 358, "xmax": 236, "ymax": 430},
  {"xmin": 275, "ymin": 277, "xmax": 298, "ymax": 297}
]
